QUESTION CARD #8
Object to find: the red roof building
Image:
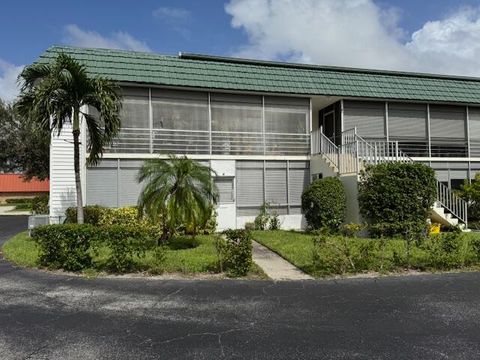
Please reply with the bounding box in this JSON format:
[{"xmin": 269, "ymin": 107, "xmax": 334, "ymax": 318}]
[{"xmin": 0, "ymin": 174, "xmax": 49, "ymax": 194}]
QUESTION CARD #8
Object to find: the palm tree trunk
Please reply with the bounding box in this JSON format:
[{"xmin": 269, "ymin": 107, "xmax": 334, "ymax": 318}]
[{"xmin": 72, "ymin": 109, "xmax": 84, "ymax": 224}]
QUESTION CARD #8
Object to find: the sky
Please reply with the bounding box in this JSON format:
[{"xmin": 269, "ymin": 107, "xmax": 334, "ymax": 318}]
[{"xmin": 2, "ymin": 0, "xmax": 480, "ymax": 102}]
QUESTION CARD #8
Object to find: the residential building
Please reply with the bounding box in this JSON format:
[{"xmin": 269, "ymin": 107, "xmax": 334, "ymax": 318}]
[
  {"xmin": 42, "ymin": 46, "xmax": 476, "ymax": 229},
  {"xmin": 0, "ymin": 174, "xmax": 49, "ymax": 203}
]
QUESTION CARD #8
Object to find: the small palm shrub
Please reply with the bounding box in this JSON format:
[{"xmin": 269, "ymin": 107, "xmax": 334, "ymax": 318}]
[{"xmin": 138, "ymin": 155, "xmax": 219, "ymax": 242}]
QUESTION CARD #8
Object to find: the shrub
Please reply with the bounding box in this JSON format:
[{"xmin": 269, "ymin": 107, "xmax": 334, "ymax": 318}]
[
  {"xmin": 301, "ymin": 177, "xmax": 346, "ymax": 232},
  {"xmin": 244, "ymin": 222, "xmax": 255, "ymax": 231},
  {"xmin": 31, "ymin": 194, "xmax": 49, "ymax": 214},
  {"xmin": 368, "ymin": 221, "xmax": 428, "ymax": 239},
  {"xmin": 65, "ymin": 205, "xmax": 107, "ymax": 225},
  {"xmin": 457, "ymin": 173, "xmax": 480, "ymax": 220},
  {"xmin": 31, "ymin": 223, "xmax": 159, "ymax": 273},
  {"xmin": 5, "ymin": 198, "xmax": 32, "ymax": 204},
  {"xmin": 217, "ymin": 229, "xmax": 253, "ymax": 277},
  {"xmin": 340, "ymin": 223, "xmax": 364, "ymax": 237},
  {"xmin": 32, "ymin": 224, "xmax": 98, "ymax": 271},
  {"xmin": 358, "ymin": 162, "xmax": 436, "ymax": 236},
  {"xmin": 254, "ymin": 203, "xmax": 270, "ymax": 230},
  {"xmin": 269, "ymin": 211, "xmax": 281, "ymax": 230},
  {"xmin": 99, "ymin": 225, "xmax": 156, "ymax": 272}
]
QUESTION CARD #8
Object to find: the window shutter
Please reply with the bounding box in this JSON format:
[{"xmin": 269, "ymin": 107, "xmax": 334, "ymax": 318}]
[
  {"xmin": 469, "ymin": 107, "xmax": 480, "ymax": 156},
  {"xmin": 288, "ymin": 161, "xmax": 310, "ymax": 214},
  {"xmin": 265, "ymin": 162, "xmax": 287, "ymax": 206},
  {"xmin": 214, "ymin": 178, "xmax": 234, "ymax": 204},
  {"xmin": 388, "ymin": 103, "xmax": 427, "ymax": 138},
  {"xmin": 119, "ymin": 161, "xmax": 143, "ymax": 207},
  {"xmin": 429, "ymin": 105, "xmax": 466, "ymax": 139},
  {"xmin": 86, "ymin": 162, "xmax": 118, "ymax": 207},
  {"xmin": 343, "ymin": 101, "xmax": 385, "ymax": 138},
  {"xmin": 236, "ymin": 161, "xmax": 264, "ymax": 215}
]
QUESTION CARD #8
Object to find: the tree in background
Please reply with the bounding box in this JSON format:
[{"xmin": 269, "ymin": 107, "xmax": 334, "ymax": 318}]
[
  {"xmin": 0, "ymin": 99, "xmax": 50, "ymax": 180},
  {"xmin": 457, "ymin": 174, "xmax": 480, "ymax": 221},
  {"xmin": 137, "ymin": 156, "xmax": 219, "ymax": 242},
  {"xmin": 16, "ymin": 53, "xmax": 122, "ymax": 223}
]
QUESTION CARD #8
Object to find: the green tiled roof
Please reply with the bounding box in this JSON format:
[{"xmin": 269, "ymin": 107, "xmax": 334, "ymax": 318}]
[{"xmin": 39, "ymin": 46, "xmax": 480, "ymax": 104}]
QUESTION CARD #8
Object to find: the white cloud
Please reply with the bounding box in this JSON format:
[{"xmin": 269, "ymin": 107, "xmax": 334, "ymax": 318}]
[
  {"xmin": 63, "ymin": 24, "xmax": 151, "ymax": 52},
  {"xmin": 0, "ymin": 59, "xmax": 24, "ymax": 103},
  {"xmin": 153, "ymin": 7, "xmax": 190, "ymax": 22},
  {"xmin": 225, "ymin": 0, "xmax": 480, "ymax": 77}
]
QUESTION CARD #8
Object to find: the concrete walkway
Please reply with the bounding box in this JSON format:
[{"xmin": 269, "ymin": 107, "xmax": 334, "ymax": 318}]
[
  {"xmin": 252, "ymin": 241, "xmax": 313, "ymax": 280},
  {"xmin": 0, "ymin": 206, "xmax": 30, "ymax": 216}
]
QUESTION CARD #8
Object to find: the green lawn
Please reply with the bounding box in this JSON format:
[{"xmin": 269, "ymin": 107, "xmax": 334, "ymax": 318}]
[
  {"xmin": 253, "ymin": 230, "xmax": 480, "ymax": 278},
  {"xmin": 2, "ymin": 231, "xmax": 40, "ymax": 267},
  {"xmin": 2, "ymin": 232, "xmax": 265, "ymax": 278}
]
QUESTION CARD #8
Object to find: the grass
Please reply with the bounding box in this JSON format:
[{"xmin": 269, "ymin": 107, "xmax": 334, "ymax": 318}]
[
  {"xmin": 253, "ymin": 230, "xmax": 480, "ymax": 278},
  {"xmin": 2, "ymin": 231, "xmax": 39, "ymax": 267},
  {"xmin": 2, "ymin": 232, "xmax": 265, "ymax": 278}
]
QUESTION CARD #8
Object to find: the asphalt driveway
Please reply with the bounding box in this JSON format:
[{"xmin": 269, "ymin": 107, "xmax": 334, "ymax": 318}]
[{"xmin": 1, "ymin": 216, "xmax": 480, "ymax": 359}]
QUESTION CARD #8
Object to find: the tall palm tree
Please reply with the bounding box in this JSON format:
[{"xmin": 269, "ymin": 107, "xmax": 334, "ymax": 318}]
[
  {"xmin": 16, "ymin": 53, "xmax": 122, "ymax": 223},
  {"xmin": 138, "ymin": 155, "xmax": 219, "ymax": 242}
]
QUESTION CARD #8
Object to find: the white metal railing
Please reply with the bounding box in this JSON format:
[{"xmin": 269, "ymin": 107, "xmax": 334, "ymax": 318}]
[
  {"xmin": 107, "ymin": 127, "xmax": 310, "ymax": 156},
  {"xmin": 311, "ymin": 126, "xmax": 468, "ymax": 226},
  {"xmin": 437, "ymin": 181, "xmax": 468, "ymax": 227}
]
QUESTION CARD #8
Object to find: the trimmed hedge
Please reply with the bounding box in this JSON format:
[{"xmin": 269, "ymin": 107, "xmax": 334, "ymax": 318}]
[
  {"xmin": 217, "ymin": 229, "xmax": 253, "ymax": 277},
  {"xmin": 65, "ymin": 205, "xmax": 106, "ymax": 225},
  {"xmin": 358, "ymin": 163, "xmax": 436, "ymax": 236},
  {"xmin": 32, "ymin": 224, "xmax": 97, "ymax": 271},
  {"xmin": 301, "ymin": 177, "xmax": 346, "ymax": 231},
  {"xmin": 31, "ymin": 224, "xmax": 156, "ymax": 272}
]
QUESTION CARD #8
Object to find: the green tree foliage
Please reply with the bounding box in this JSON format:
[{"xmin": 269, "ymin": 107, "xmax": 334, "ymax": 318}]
[
  {"xmin": 457, "ymin": 173, "xmax": 480, "ymax": 220},
  {"xmin": 16, "ymin": 53, "xmax": 122, "ymax": 223},
  {"xmin": 358, "ymin": 162, "xmax": 437, "ymax": 235},
  {"xmin": 137, "ymin": 155, "xmax": 219, "ymax": 242},
  {"xmin": 301, "ymin": 177, "xmax": 346, "ymax": 231},
  {"xmin": 0, "ymin": 99, "xmax": 49, "ymax": 179}
]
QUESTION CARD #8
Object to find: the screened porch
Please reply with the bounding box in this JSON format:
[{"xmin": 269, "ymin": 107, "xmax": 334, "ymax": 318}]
[{"xmin": 102, "ymin": 87, "xmax": 311, "ymax": 156}]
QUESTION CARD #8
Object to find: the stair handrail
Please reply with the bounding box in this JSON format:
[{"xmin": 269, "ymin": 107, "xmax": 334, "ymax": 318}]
[
  {"xmin": 346, "ymin": 129, "xmax": 468, "ymax": 226},
  {"xmin": 318, "ymin": 127, "xmax": 339, "ymax": 168}
]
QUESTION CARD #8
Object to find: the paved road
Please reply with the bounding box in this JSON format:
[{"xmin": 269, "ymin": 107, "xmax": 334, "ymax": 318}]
[{"xmin": 1, "ymin": 217, "xmax": 480, "ymax": 359}]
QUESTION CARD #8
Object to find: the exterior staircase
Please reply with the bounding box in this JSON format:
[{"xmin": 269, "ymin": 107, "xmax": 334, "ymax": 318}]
[{"xmin": 311, "ymin": 127, "xmax": 468, "ymax": 230}]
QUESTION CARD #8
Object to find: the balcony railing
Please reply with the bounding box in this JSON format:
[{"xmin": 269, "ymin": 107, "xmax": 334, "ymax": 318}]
[{"xmin": 106, "ymin": 127, "xmax": 310, "ymax": 156}]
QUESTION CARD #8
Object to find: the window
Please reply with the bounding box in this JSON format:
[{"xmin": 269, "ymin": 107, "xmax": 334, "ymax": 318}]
[
  {"xmin": 236, "ymin": 161, "xmax": 310, "ymax": 216},
  {"xmin": 152, "ymin": 89, "xmax": 209, "ymax": 131},
  {"xmin": 388, "ymin": 103, "xmax": 427, "ymax": 138},
  {"xmin": 214, "ymin": 177, "xmax": 235, "ymax": 204},
  {"xmin": 120, "ymin": 87, "xmax": 149, "ymax": 129},
  {"xmin": 211, "ymin": 93, "xmax": 263, "ymax": 155},
  {"xmin": 152, "ymin": 89, "xmax": 209, "ymax": 154},
  {"xmin": 343, "ymin": 101, "xmax": 385, "ymax": 138}
]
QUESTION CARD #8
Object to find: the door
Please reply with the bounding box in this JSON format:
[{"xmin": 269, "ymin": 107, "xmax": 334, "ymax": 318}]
[
  {"xmin": 214, "ymin": 177, "xmax": 236, "ymax": 230},
  {"xmin": 323, "ymin": 110, "xmax": 336, "ymax": 142}
]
